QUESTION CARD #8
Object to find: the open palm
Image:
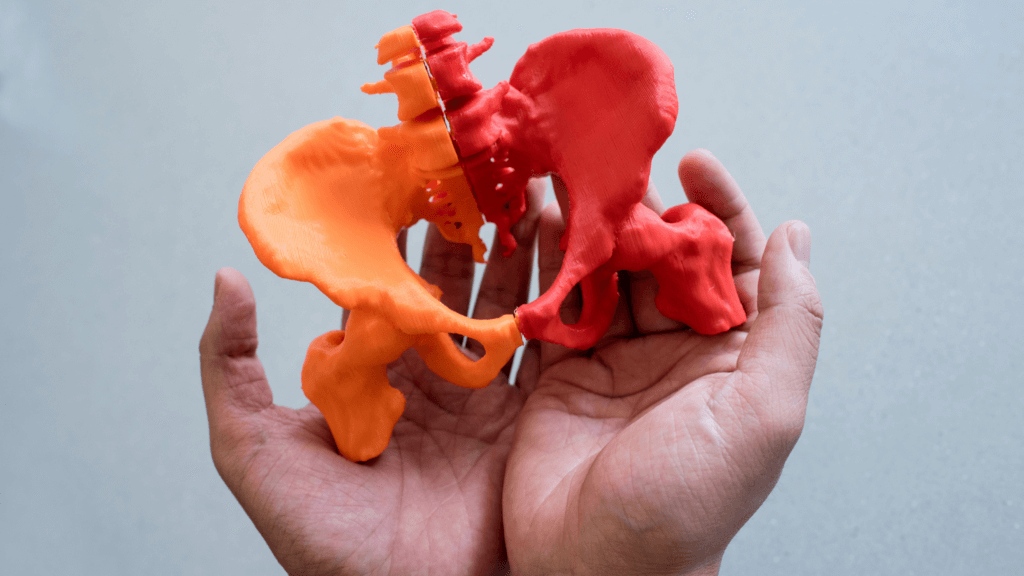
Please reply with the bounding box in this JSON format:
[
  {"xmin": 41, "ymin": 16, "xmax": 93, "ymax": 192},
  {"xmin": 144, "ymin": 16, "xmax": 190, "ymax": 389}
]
[
  {"xmin": 200, "ymin": 151, "xmax": 823, "ymax": 576},
  {"xmin": 199, "ymin": 186, "xmax": 544, "ymax": 575},
  {"xmin": 503, "ymin": 150, "xmax": 824, "ymax": 575}
]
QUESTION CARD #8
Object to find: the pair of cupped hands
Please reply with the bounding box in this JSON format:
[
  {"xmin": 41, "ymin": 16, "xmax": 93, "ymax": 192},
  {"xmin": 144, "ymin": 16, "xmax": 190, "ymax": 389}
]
[{"xmin": 199, "ymin": 150, "xmax": 824, "ymax": 576}]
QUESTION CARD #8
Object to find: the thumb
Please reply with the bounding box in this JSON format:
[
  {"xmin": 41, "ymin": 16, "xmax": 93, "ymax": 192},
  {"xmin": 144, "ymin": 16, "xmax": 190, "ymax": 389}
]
[
  {"xmin": 199, "ymin": 268, "xmax": 273, "ymax": 440},
  {"xmin": 735, "ymin": 221, "xmax": 824, "ymax": 439}
]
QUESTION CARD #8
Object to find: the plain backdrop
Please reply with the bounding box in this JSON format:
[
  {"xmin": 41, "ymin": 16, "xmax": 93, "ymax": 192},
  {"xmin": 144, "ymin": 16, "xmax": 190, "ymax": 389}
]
[{"xmin": 1, "ymin": 0, "xmax": 1021, "ymax": 574}]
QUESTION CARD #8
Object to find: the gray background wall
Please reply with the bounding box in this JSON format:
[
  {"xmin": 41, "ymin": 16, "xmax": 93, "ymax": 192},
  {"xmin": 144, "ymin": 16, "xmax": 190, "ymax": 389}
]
[{"xmin": 1, "ymin": 0, "xmax": 1021, "ymax": 574}]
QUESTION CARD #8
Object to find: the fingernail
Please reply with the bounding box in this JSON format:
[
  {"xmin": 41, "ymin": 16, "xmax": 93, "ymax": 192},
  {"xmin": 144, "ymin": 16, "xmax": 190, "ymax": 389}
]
[{"xmin": 787, "ymin": 221, "xmax": 811, "ymax": 268}]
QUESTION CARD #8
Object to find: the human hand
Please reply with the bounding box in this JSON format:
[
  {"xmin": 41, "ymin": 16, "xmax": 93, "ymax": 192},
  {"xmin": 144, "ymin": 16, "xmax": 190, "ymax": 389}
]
[
  {"xmin": 199, "ymin": 183, "xmax": 544, "ymax": 575},
  {"xmin": 503, "ymin": 150, "xmax": 824, "ymax": 575}
]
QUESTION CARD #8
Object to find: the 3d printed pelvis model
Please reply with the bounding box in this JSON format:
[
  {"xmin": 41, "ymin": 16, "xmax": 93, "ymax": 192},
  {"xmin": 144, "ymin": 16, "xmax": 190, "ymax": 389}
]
[{"xmin": 239, "ymin": 10, "xmax": 745, "ymax": 462}]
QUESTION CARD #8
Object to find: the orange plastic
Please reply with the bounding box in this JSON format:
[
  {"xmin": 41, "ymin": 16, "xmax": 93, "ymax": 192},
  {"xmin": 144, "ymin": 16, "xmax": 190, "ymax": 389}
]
[{"xmin": 239, "ymin": 26, "xmax": 521, "ymax": 462}]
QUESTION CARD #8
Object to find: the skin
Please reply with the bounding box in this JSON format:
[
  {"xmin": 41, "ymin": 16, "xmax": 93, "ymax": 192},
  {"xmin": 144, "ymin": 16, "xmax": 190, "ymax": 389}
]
[{"xmin": 199, "ymin": 150, "xmax": 824, "ymax": 575}]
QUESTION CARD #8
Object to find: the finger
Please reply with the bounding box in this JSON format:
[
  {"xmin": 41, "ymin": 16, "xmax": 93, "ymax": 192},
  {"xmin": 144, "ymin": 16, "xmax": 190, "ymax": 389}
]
[
  {"xmin": 514, "ymin": 339, "xmax": 542, "ymax": 394},
  {"xmin": 537, "ymin": 201, "xmax": 567, "ymax": 296},
  {"xmin": 467, "ymin": 180, "xmax": 545, "ymax": 368},
  {"xmin": 472, "ymin": 179, "xmax": 545, "ymax": 321},
  {"xmin": 678, "ymin": 149, "xmax": 766, "ymax": 272},
  {"xmin": 732, "ymin": 221, "xmax": 823, "ymax": 446},
  {"xmin": 640, "ymin": 180, "xmax": 665, "ymax": 214},
  {"xmin": 199, "ymin": 268, "xmax": 274, "ymax": 451},
  {"xmin": 593, "ymin": 271, "xmax": 634, "ymax": 344},
  {"xmin": 419, "ymin": 224, "xmax": 476, "ymax": 319},
  {"xmin": 679, "ymin": 151, "xmax": 764, "ymax": 321},
  {"xmin": 629, "ymin": 268, "xmax": 686, "ymax": 335},
  {"xmin": 551, "ymin": 173, "xmax": 570, "ymax": 221},
  {"xmin": 536, "ymin": 201, "xmax": 584, "ymax": 366}
]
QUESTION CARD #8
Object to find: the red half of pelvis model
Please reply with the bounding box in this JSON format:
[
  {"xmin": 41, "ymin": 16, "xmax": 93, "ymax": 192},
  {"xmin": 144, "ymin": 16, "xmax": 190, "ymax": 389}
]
[{"xmin": 412, "ymin": 10, "xmax": 746, "ymax": 348}]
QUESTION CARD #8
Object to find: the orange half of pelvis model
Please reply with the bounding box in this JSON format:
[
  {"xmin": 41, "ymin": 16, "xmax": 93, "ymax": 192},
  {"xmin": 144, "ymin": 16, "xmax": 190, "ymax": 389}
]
[{"xmin": 239, "ymin": 25, "xmax": 521, "ymax": 462}]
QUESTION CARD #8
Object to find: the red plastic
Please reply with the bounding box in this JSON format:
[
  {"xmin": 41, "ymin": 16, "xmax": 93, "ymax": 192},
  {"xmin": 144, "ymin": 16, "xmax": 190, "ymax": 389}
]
[{"xmin": 413, "ymin": 11, "xmax": 746, "ymax": 348}]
